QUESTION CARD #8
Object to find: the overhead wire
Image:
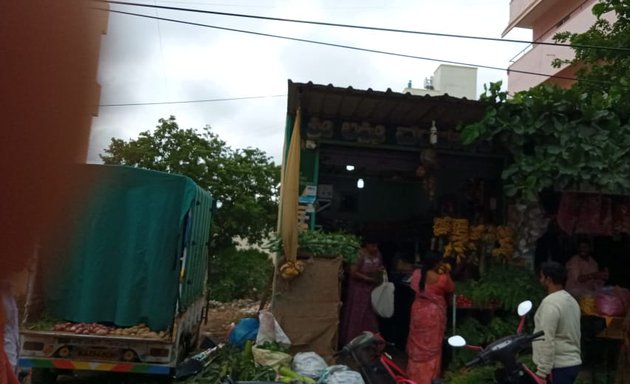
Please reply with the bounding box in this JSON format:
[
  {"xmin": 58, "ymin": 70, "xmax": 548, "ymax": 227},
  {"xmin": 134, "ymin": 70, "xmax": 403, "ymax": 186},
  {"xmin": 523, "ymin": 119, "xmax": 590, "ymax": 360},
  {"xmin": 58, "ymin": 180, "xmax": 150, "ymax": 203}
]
[
  {"xmin": 99, "ymin": 0, "xmax": 630, "ymax": 54},
  {"xmin": 100, "ymin": 8, "xmax": 600, "ymax": 85},
  {"xmin": 99, "ymin": 94, "xmax": 286, "ymax": 107}
]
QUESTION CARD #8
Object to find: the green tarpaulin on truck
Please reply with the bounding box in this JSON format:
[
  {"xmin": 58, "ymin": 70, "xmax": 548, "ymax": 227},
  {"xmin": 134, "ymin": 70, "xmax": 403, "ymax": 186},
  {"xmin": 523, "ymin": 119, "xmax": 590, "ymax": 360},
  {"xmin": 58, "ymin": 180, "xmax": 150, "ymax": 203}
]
[{"xmin": 41, "ymin": 165, "xmax": 212, "ymax": 331}]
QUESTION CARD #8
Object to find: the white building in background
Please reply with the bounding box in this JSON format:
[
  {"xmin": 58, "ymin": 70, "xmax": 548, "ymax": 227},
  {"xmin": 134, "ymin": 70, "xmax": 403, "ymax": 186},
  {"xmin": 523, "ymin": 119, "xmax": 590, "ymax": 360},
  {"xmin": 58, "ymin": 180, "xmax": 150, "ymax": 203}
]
[{"xmin": 403, "ymin": 64, "xmax": 478, "ymax": 100}]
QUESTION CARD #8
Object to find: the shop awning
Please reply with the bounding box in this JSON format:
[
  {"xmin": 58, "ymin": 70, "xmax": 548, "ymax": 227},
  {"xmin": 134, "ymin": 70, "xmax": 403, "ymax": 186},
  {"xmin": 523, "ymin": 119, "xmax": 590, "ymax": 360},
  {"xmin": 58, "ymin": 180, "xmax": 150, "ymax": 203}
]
[{"xmin": 286, "ymin": 80, "xmax": 487, "ymax": 132}]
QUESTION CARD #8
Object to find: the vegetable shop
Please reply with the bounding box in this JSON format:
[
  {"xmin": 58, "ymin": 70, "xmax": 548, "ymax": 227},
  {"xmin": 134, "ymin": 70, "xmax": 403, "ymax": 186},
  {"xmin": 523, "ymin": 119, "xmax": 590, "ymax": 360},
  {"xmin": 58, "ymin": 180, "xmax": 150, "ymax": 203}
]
[{"xmin": 271, "ymin": 79, "xmax": 630, "ymax": 381}]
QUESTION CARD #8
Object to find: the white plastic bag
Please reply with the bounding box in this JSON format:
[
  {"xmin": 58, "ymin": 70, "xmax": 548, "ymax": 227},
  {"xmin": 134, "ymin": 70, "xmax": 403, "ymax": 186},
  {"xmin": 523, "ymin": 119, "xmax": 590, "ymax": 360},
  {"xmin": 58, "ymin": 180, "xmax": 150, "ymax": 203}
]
[
  {"xmin": 328, "ymin": 369, "xmax": 365, "ymax": 384},
  {"xmin": 371, "ymin": 271, "xmax": 395, "ymax": 318},
  {"xmin": 256, "ymin": 309, "xmax": 291, "ymax": 346},
  {"xmin": 318, "ymin": 365, "xmax": 352, "ymax": 384},
  {"xmin": 292, "ymin": 352, "xmax": 328, "ymax": 379}
]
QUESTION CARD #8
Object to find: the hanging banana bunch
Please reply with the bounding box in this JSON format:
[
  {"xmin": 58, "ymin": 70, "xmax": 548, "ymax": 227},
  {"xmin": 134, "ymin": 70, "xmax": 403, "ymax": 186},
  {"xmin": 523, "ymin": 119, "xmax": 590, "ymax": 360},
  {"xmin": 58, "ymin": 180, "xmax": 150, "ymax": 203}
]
[
  {"xmin": 491, "ymin": 226, "xmax": 515, "ymax": 262},
  {"xmin": 433, "ymin": 217, "xmax": 452, "ymax": 237},
  {"xmin": 450, "ymin": 219, "xmax": 469, "ymax": 263},
  {"xmin": 280, "ymin": 259, "xmax": 306, "ymax": 280}
]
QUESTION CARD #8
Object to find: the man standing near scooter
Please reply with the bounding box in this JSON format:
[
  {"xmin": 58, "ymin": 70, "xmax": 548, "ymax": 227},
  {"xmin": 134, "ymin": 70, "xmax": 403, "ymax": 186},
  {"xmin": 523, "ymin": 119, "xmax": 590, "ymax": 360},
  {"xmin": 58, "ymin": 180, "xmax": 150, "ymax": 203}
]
[{"xmin": 533, "ymin": 262, "xmax": 582, "ymax": 384}]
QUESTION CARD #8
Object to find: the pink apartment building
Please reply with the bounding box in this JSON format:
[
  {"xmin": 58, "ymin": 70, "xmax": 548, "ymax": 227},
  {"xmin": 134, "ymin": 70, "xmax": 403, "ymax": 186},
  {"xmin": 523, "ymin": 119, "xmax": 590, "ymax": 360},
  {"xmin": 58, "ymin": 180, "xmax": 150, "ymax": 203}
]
[{"xmin": 503, "ymin": 0, "xmax": 600, "ymax": 93}]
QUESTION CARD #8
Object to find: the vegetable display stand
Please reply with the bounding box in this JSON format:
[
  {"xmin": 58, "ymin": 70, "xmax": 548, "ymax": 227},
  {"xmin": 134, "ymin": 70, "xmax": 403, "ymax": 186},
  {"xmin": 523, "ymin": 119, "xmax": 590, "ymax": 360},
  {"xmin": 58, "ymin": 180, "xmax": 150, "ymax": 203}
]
[
  {"xmin": 271, "ymin": 256, "xmax": 342, "ymax": 363},
  {"xmin": 453, "ymin": 294, "xmax": 499, "ymax": 310}
]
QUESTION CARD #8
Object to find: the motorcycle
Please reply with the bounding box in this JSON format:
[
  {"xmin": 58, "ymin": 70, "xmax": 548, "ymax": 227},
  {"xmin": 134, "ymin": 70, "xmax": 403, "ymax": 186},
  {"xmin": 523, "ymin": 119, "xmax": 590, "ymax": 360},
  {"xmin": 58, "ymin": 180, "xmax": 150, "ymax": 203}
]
[
  {"xmin": 337, "ymin": 300, "xmax": 544, "ymax": 384},
  {"xmin": 448, "ymin": 300, "xmax": 545, "ymax": 384},
  {"xmin": 335, "ymin": 331, "xmax": 408, "ymax": 384}
]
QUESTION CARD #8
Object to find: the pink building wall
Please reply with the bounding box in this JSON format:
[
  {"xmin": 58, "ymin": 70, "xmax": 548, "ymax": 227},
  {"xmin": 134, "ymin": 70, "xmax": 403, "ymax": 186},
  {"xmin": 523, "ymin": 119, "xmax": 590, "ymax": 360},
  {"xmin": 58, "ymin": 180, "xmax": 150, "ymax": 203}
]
[{"xmin": 505, "ymin": 0, "xmax": 599, "ymax": 93}]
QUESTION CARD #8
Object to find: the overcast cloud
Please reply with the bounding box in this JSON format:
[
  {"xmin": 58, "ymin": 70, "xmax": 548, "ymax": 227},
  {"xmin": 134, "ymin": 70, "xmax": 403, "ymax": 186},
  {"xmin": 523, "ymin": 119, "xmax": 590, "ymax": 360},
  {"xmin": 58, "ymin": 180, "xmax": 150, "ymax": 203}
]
[{"xmin": 89, "ymin": 0, "xmax": 532, "ymax": 164}]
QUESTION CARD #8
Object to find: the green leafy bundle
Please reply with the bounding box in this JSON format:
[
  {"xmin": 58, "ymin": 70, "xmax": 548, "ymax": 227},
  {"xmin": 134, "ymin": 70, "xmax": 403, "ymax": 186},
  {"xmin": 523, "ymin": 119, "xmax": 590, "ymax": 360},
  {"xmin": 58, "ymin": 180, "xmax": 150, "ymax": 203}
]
[
  {"xmin": 181, "ymin": 343, "xmax": 275, "ymax": 384},
  {"xmin": 265, "ymin": 230, "xmax": 360, "ymax": 264},
  {"xmin": 456, "ymin": 265, "xmax": 545, "ymax": 311}
]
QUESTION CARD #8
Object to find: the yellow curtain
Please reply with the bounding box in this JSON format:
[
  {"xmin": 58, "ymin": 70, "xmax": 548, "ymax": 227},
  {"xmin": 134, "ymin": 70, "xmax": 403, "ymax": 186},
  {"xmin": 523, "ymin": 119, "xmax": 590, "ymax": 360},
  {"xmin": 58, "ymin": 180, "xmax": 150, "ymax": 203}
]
[{"xmin": 280, "ymin": 108, "xmax": 301, "ymax": 263}]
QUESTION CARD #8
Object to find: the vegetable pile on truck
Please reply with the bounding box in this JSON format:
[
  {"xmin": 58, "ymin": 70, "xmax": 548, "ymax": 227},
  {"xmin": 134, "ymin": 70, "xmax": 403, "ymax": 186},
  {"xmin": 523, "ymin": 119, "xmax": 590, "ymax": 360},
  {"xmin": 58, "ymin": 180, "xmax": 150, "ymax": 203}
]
[{"xmin": 18, "ymin": 164, "xmax": 213, "ymax": 379}]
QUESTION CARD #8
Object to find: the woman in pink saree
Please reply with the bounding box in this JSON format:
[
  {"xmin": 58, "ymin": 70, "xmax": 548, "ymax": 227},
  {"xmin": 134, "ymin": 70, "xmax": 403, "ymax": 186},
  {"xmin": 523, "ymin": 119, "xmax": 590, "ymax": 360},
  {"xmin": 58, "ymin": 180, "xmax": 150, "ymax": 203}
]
[
  {"xmin": 339, "ymin": 240, "xmax": 384, "ymax": 346},
  {"xmin": 406, "ymin": 252, "xmax": 455, "ymax": 384}
]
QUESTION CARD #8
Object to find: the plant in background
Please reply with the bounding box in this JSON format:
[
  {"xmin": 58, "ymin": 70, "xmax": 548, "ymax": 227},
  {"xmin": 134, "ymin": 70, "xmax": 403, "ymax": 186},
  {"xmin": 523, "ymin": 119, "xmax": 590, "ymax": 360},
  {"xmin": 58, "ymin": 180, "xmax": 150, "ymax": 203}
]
[
  {"xmin": 101, "ymin": 116, "xmax": 281, "ymax": 249},
  {"xmin": 456, "ymin": 264, "xmax": 545, "ymax": 311},
  {"xmin": 444, "ymin": 364, "xmax": 496, "ymax": 384},
  {"xmin": 207, "ymin": 246, "xmax": 273, "ymax": 302},
  {"xmin": 459, "ymin": 1, "xmax": 630, "ymax": 202}
]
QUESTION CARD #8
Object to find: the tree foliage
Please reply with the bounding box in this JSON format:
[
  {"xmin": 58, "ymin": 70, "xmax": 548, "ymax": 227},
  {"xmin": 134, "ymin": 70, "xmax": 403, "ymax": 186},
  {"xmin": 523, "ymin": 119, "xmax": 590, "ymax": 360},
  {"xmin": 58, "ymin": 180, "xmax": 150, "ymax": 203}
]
[
  {"xmin": 101, "ymin": 116, "xmax": 280, "ymax": 248},
  {"xmin": 553, "ymin": 0, "xmax": 630, "ymax": 108},
  {"xmin": 207, "ymin": 246, "xmax": 273, "ymax": 302},
  {"xmin": 460, "ymin": 1, "xmax": 630, "ymax": 201}
]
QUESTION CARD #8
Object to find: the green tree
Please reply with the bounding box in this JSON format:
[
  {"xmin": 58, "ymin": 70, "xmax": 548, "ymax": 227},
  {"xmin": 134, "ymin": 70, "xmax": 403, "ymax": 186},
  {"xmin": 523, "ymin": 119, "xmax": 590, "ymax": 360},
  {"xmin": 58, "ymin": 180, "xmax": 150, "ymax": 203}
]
[
  {"xmin": 553, "ymin": 0, "xmax": 630, "ymax": 108},
  {"xmin": 460, "ymin": 0, "xmax": 630, "ymax": 201},
  {"xmin": 101, "ymin": 116, "xmax": 280, "ymax": 248}
]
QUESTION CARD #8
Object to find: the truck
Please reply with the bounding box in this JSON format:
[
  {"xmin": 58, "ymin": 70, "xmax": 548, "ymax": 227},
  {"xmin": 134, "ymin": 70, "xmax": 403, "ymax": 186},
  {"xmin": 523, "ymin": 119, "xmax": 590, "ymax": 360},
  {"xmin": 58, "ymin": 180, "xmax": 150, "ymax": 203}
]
[{"xmin": 18, "ymin": 164, "xmax": 213, "ymax": 381}]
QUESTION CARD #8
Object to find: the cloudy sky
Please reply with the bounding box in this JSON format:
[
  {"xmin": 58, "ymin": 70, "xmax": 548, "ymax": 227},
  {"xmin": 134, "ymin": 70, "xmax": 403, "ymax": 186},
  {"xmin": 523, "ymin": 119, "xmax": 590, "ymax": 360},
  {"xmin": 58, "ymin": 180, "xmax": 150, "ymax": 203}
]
[{"xmin": 89, "ymin": 0, "xmax": 532, "ymax": 164}]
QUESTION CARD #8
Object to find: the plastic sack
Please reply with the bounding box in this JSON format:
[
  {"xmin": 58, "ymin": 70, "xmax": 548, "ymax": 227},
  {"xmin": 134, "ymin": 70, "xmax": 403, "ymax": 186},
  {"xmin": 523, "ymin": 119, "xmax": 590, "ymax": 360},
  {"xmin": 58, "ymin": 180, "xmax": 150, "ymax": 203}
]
[
  {"xmin": 327, "ymin": 369, "xmax": 365, "ymax": 384},
  {"xmin": 252, "ymin": 346, "xmax": 292, "ymax": 372},
  {"xmin": 318, "ymin": 365, "xmax": 353, "ymax": 384},
  {"xmin": 256, "ymin": 309, "xmax": 291, "ymax": 346},
  {"xmin": 371, "ymin": 271, "xmax": 395, "ymax": 318},
  {"xmin": 596, "ymin": 292, "xmax": 626, "ymax": 316},
  {"xmin": 614, "ymin": 286, "xmax": 630, "ymax": 309},
  {"xmin": 292, "ymin": 352, "xmax": 328, "ymax": 379},
  {"xmin": 228, "ymin": 317, "xmax": 259, "ymax": 348}
]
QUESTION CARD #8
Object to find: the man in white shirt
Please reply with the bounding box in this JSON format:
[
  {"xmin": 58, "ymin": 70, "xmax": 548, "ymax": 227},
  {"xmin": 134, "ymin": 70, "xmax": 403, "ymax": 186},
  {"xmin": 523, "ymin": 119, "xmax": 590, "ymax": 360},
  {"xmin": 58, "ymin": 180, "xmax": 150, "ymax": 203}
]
[{"xmin": 533, "ymin": 262, "xmax": 582, "ymax": 384}]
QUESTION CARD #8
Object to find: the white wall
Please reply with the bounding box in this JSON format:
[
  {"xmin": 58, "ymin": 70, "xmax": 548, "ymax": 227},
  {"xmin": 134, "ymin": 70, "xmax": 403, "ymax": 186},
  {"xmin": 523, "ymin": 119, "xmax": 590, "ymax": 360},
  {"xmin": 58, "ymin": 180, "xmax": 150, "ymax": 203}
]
[{"xmin": 403, "ymin": 64, "xmax": 478, "ymax": 100}]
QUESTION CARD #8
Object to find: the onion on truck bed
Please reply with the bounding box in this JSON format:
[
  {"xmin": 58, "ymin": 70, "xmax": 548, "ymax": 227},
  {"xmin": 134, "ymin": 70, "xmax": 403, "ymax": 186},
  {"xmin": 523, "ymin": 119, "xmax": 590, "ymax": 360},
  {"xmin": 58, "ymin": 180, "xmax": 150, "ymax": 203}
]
[{"xmin": 51, "ymin": 322, "xmax": 169, "ymax": 339}]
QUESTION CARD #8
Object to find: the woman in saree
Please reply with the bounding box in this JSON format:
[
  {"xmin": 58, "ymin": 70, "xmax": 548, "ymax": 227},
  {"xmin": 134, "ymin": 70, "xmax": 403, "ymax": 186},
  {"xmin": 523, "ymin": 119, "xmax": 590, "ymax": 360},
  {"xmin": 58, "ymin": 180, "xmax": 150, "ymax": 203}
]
[
  {"xmin": 339, "ymin": 239, "xmax": 384, "ymax": 346},
  {"xmin": 406, "ymin": 251, "xmax": 455, "ymax": 384}
]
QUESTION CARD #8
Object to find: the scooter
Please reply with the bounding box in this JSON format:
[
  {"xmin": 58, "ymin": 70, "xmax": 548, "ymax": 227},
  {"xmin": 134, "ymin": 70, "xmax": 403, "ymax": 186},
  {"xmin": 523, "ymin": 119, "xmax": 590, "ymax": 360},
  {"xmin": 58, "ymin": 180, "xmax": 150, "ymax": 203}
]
[
  {"xmin": 448, "ymin": 300, "xmax": 545, "ymax": 384},
  {"xmin": 335, "ymin": 331, "xmax": 414, "ymax": 384},
  {"xmin": 338, "ymin": 300, "xmax": 544, "ymax": 384}
]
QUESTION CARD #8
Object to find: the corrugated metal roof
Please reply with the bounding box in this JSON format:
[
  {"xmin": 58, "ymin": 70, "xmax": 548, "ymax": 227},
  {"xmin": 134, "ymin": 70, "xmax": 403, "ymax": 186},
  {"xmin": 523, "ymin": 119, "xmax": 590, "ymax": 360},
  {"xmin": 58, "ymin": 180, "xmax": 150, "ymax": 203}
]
[{"xmin": 287, "ymin": 80, "xmax": 487, "ymax": 131}]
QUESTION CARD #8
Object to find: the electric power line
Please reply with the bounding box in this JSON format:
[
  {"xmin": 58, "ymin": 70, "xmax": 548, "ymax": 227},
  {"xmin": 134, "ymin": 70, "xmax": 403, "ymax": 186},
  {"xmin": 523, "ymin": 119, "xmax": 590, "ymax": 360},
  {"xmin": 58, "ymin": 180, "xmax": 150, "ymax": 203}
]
[
  {"xmin": 100, "ymin": 7, "xmax": 598, "ymax": 85},
  {"xmin": 99, "ymin": 94, "xmax": 286, "ymax": 107},
  {"xmin": 99, "ymin": 0, "xmax": 630, "ymax": 54}
]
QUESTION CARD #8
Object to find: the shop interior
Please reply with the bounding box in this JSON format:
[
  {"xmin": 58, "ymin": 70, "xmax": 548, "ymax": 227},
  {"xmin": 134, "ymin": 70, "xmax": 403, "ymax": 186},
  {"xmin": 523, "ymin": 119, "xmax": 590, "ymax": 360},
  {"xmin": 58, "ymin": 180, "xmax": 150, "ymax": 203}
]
[
  {"xmin": 312, "ymin": 142, "xmax": 506, "ymax": 349},
  {"xmin": 313, "ymin": 143, "xmax": 630, "ymax": 378}
]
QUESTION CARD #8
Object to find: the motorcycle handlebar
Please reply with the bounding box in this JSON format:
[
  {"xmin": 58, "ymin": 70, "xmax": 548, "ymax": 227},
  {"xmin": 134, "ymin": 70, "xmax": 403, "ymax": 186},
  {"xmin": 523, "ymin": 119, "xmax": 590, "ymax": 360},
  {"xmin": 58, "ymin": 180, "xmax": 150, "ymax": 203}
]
[
  {"xmin": 464, "ymin": 357, "xmax": 481, "ymax": 368},
  {"xmin": 463, "ymin": 331, "xmax": 543, "ymax": 368}
]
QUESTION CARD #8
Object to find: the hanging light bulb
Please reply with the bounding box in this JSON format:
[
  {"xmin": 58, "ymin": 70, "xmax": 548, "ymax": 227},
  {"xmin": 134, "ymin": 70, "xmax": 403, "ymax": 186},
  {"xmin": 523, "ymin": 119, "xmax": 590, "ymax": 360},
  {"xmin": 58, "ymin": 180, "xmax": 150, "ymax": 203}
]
[
  {"xmin": 346, "ymin": 165, "xmax": 355, "ymax": 171},
  {"xmin": 430, "ymin": 120, "xmax": 438, "ymax": 145},
  {"xmin": 357, "ymin": 178, "xmax": 365, "ymax": 189}
]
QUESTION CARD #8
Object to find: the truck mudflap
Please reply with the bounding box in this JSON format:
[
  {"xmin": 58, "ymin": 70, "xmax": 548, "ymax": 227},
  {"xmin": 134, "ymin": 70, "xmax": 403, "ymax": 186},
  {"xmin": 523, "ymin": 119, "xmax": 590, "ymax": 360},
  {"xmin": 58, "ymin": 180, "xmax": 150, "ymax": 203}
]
[{"xmin": 18, "ymin": 357, "xmax": 171, "ymax": 375}]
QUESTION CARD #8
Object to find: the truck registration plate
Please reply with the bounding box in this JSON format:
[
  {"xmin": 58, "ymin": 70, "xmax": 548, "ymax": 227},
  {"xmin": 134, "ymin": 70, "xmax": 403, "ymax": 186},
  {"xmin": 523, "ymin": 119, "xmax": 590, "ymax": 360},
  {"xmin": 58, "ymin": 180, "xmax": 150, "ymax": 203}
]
[{"xmin": 76, "ymin": 347, "xmax": 119, "ymax": 360}]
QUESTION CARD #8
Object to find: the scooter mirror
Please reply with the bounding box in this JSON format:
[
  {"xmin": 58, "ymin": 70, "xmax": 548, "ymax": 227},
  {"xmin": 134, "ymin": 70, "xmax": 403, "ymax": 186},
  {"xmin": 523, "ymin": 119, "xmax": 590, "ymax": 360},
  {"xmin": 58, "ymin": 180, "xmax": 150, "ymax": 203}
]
[
  {"xmin": 448, "ymin": 335, "xmax": 467, "ymax": 347},
  {"xmin": 517, "ymin": 300, "xmax": 533, "ymax": 316}
]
